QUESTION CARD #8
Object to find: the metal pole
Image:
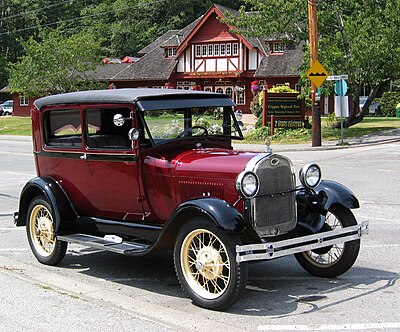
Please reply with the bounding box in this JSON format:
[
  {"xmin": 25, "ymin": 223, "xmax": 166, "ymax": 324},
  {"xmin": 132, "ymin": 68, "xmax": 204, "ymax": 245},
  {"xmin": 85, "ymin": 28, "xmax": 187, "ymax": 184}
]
[{"xmin": 308, "ymin": 0, "xmax": 321, "ymax": 147}]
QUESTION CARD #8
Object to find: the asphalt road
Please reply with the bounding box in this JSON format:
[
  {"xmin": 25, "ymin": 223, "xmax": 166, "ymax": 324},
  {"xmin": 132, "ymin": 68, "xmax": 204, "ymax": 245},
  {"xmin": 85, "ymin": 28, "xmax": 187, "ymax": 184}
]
[{"xmin": 0, "ymin": 138, "xmax": 399, "ymax": 331}]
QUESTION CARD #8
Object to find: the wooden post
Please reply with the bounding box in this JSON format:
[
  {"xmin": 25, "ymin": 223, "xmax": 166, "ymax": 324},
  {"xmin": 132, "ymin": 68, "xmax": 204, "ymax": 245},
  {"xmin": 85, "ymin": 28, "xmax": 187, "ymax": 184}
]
[
  {"xmin": 270, "ymin": 115, "xmax": 275, "ymax": 136},
  {"xmin": 308, "ymin": 0, "xmax": 321, "ymax": 147}
]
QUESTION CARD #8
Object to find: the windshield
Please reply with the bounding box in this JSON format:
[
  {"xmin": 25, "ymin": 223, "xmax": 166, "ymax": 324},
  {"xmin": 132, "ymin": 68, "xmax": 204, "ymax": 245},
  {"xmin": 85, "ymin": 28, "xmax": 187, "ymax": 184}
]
[{"xmin": 141, "ymin": 106, "xmax": 243, "ymax": 145}]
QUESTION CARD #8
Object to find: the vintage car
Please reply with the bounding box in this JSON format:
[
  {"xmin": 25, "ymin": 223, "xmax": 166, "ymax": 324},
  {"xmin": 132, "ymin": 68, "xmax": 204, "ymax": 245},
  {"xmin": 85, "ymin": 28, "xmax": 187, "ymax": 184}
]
[{"xmin": 15, "ymin": 88, "xmax": 368, "ymax": 310}]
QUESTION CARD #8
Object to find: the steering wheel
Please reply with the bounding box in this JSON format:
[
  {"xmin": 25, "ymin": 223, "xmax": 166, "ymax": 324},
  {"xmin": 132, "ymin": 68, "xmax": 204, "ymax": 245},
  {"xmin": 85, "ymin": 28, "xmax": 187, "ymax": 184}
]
[{"xmin": 177, "ymin": 125, "xmax": 208, "ymax": 138}]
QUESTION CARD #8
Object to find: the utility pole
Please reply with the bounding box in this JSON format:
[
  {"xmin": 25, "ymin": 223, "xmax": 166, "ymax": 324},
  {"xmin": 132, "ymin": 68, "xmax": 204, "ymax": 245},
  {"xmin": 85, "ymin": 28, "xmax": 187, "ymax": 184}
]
[{"xmin": 308, "ymin": 0, "xmax": 321, "ymax": 147}]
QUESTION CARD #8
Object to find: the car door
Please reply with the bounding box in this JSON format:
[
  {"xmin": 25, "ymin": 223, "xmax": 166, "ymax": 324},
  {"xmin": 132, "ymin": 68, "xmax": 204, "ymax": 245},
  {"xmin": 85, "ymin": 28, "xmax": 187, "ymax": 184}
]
[{"xmin": 78, "ymin": 106, "xmax": 145, "ymax": 221}]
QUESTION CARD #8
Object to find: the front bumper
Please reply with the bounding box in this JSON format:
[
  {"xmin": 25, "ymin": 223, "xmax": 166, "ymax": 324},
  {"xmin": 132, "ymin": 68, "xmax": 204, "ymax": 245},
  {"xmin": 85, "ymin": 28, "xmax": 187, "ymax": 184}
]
[{"xmin": 236, "ymin": 220, "xmax": 369, "ymax": 263}]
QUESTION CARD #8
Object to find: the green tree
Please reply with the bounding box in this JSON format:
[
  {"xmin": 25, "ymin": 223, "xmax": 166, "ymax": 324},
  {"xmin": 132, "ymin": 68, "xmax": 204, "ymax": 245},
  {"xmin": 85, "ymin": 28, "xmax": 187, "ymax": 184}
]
[
  {"xmin": 227, "ymin": 0, "xmax": 400, "ymax": 126},
  {"xmin": 8, "ymin": 28, "xmax": 103, "ymax": 97},
  {"xmin": 80, "ymin": 0, "xmax": 245, "ymax": 57}
]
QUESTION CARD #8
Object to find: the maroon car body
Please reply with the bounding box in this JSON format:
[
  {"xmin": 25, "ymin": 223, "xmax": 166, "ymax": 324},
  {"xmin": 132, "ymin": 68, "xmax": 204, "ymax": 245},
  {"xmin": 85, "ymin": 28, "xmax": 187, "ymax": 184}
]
[{"xmin": 15, "ymin": 88, "xmax": 368, "ymax": 310}]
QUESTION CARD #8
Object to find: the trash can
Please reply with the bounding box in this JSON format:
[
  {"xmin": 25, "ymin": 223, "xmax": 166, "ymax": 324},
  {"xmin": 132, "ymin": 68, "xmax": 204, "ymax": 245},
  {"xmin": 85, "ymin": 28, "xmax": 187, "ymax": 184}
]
[{"xmin": 397, "ymin": 103, "xmax": 400, "ymax": 117}]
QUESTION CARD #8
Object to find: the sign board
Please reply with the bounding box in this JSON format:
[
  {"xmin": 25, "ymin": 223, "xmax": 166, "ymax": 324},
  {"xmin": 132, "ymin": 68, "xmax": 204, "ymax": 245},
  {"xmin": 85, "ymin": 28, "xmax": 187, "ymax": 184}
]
[
  {"xmin": 327, "ymin": 75, "xmax": 348, "ymax": 81},
  {"xmin": 262, "ymin": 92, "xmax": 306, "ymax": 127},
  {"xmin": 335, "ymin": 79, "xmax": 348, "ymax": 96},
  {"xmin": 266, "ymin": 95, "xmax": 302, "ymax": 117},
  {"xmin": 275, "ymin": 120, "xmax": 305, "ymax": 129},
  {"xmin": 335, "ymin": 96, "xmax": 349, "ymax": 117},
  {"xmin": 306, "ymin": 61, "xmax": 329, "ymax": 88}
]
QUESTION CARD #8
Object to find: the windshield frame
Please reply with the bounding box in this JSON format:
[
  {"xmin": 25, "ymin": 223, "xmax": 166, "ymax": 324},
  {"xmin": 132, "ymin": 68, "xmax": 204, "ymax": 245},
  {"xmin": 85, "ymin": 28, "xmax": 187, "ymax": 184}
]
[{"xmin": 138, "ymin": 105, "xmax": 244, "ymax": 147}]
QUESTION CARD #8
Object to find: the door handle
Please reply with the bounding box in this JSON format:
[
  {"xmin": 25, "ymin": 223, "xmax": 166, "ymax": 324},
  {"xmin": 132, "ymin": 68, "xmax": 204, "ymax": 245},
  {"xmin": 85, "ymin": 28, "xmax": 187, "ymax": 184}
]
[{"xmin": 80, "ymin": 153, "xmax": 87, "ymax": 160}]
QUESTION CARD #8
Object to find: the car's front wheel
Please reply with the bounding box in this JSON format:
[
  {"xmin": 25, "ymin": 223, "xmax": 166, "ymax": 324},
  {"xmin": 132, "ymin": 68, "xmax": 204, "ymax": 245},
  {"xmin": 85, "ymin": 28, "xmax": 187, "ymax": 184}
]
[
  {"xmin": 174, "ymin": 218, "xmax": 248, "ymax": 310},
  {"xmin": 26, "ymin": 196, "xmax": 67, "ymax": 265},
  {"xmin": 295, "ymin": 205, "xmax": 360, "ymax": 278}
]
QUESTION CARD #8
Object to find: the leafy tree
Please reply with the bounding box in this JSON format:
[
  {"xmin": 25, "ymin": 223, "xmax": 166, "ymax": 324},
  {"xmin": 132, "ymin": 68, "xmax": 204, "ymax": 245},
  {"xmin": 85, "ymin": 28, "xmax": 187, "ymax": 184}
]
[
  {"xmin": 227, "ymin": 0, "xmax": 400, "ymax": 126},
  {"xmin": 80, "ymin": 0, "xmax": 245, "ymax": 57},
  {"xmin": 8, "ymin": 29, "xmax": 104, "ymax": 97}
]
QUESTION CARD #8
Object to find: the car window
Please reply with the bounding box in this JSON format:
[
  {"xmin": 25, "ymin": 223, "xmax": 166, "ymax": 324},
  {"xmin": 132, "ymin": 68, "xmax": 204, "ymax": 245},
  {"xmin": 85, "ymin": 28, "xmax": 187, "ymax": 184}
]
[
  {"xmin": 45, "ymin": 109, "xmax": 82, "ymax": 148},
  {"xmin": 143, "ymin": 106, "xmax": 241, "ymax": 145},
  {"xmin": 85, "ymin": 108, "xmax": 131, "ymax": 149}
]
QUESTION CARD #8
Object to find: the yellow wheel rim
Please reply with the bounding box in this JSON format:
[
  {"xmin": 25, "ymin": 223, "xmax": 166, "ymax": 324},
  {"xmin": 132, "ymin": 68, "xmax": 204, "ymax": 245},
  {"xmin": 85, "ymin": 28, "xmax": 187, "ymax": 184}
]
[
  {"xmin": 180, "ymin": 229, "xmax": 231, "ymax": 300},
  {"xmin": 29, "ymin": 204, "xmax": 56, "ymax": 257}
]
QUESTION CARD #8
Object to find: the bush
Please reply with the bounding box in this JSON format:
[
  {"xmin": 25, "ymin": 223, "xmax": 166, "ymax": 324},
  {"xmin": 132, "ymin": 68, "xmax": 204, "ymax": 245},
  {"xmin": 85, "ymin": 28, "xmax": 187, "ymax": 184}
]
[
  {"xmin": 379, "ymin": 92, "xmax": 400, "ymax": 117},
  {"xmin": 244, "ymin": 125, "xmax": 270, "ymax": 140}
]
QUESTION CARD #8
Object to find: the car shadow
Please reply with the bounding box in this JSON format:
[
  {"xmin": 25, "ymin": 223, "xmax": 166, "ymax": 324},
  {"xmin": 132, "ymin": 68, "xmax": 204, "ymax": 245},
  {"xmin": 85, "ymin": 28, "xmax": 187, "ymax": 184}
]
[{"xmin": 59, "ymin": 248, "xmax": 399, "ymax": 316}]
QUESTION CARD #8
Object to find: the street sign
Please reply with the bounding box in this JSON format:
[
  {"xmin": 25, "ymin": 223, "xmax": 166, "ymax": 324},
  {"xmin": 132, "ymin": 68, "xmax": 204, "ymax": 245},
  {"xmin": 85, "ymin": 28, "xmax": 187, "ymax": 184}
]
[
  {"xmin": 327, "ymin": 75, "xmax": 348, "ymax": 81},
  {"xmin": 306, "ymin": 60, "xmax": 329, "ymax": 88},
  {"xmin": 335, "ymin": 79, "xmax": 348, "ymax": 96}
]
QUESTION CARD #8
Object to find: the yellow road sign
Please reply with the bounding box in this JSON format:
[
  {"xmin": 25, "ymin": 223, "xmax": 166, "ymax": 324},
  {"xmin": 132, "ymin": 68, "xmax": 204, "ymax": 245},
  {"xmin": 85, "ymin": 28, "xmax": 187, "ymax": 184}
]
[{"xmin": 307, "ymin": 61, "xmax": 329, "ymax": 88}]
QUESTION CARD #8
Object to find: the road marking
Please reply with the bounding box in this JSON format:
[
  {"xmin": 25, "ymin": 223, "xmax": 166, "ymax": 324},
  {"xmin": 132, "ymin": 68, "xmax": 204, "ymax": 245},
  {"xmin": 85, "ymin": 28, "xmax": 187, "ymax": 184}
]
[
  {"xmin": 258, "ymin": 322, "xmax": 400, "ymax": 331},
  {"xmin": 377, "ymin": 169, "xmax": 396, "ymax": 173},
  {"xmin": 0, "ymin": 151, "xmax": 32, "ymax": 157}
]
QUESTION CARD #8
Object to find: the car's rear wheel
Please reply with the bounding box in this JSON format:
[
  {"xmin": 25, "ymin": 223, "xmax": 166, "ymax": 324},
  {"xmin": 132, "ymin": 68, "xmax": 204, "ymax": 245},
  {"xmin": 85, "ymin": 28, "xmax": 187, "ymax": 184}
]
[
  {"xmin": 26, "ymin": 196, "xmax": 67, "ymax": 265},
  {"xmin": 174, "ymin": 218, "xmax": 248, "ymax": 310}
]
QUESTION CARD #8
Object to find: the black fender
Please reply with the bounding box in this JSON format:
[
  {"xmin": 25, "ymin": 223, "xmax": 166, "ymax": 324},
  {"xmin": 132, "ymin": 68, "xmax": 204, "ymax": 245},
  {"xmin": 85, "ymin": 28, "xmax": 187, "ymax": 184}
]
[
  {"xmin": 315, "ymin": 180, "xmax": 359, "ymax": 210},
  {"xmin": 296, "ymin": 180, "xmax": 359, "ymax": 233},
  {"xmin": 153, "ymin": 197, "xmax": 253, "ymax": 250},
  {"xmin": 16, "ymin": 176, "xmax": 77, "ymax": 234}
]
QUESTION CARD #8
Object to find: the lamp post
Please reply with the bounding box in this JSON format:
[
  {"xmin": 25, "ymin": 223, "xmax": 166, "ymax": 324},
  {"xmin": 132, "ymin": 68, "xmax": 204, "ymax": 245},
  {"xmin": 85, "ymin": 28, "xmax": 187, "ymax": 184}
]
[{"xmin": 308, "ymin": 0, "xmax": 321, "ymax": 147}]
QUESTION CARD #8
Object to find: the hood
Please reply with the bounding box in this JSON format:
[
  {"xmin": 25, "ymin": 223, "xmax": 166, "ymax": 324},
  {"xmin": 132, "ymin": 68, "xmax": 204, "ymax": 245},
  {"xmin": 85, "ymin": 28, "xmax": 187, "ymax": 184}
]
[{"xmin": 174, "ymin": 148, "xmax": 259, "ymax": 179}]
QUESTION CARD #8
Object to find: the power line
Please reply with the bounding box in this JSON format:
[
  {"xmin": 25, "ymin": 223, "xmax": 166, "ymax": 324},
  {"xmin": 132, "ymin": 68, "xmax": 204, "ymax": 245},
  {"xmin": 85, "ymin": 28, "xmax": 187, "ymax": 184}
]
[
  {"xmin": 0, "ymin": 0, "xmax": 165, "ymax": 37},
  {"xmin": 0, "ymin": 0, "xmax": 74, "ymax": 22}
]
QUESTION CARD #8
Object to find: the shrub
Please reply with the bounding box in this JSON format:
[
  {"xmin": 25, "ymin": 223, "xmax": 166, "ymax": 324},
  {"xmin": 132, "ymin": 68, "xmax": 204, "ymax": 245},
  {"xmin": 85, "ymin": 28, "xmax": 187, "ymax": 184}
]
[{"xmin": 379, "ymin": 92, "xmax": 400, "ymax": 117}]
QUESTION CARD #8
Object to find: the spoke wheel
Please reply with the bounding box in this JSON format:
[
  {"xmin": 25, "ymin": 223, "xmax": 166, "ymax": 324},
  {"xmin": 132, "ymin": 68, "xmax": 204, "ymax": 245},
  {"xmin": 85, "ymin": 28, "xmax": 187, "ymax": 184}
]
[
  {"xmin": 26, "ymin": 196, "xmax": 67, "ymax": 265},
  {"xmin": 295, "ymin": 205, "xmax": 360, "ymax": 278},
  {"xmin": 174, "ymin": 218, "xmax": 247, "ymax": 310}
]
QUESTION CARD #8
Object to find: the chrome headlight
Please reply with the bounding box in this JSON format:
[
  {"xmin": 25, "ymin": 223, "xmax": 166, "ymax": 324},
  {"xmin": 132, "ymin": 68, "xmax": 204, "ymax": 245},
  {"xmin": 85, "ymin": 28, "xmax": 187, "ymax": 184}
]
[
  {"xmin": 236, "ymin": 171, "xmax": 259, "ymax": 198},
  {"xmin": 299, "ymin": 163, "xmax": 321, "ymax": 188}
]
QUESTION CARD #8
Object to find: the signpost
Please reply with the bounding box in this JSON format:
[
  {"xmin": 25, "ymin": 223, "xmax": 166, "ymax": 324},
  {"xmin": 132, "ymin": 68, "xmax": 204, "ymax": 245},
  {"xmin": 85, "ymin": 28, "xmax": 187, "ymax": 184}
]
[
  {"xmin": 333, "ymin": 78, "xmax": 348, "ymax": 144},
  {"xmin": 306, "ymin": 60, "xmax": 329, "ymax": 147}
]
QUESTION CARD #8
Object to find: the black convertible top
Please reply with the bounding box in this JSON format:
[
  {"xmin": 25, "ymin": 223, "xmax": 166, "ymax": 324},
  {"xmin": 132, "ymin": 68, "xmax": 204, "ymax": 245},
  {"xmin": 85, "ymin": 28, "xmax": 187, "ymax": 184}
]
[{"xmin": 34, "ymin": 88, "xmax": 235, "ymax": 111}]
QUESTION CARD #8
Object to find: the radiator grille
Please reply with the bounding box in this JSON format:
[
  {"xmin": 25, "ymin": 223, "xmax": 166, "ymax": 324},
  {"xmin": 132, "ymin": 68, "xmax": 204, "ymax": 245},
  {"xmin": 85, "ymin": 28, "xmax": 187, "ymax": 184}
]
[
  {"xmin": 179, "ymin": 180, "xmax": 224, "ymax": 201},
  {"xmin": 251, "ymin": 155, "xmax": 296, "ymax": 236}
]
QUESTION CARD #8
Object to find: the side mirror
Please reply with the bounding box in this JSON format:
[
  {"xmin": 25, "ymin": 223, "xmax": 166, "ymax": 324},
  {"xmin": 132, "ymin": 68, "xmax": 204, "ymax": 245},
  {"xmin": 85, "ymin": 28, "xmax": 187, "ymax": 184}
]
[{"xmin": 113, "ymin": 114, "xmax": 126, "ymax": 127}]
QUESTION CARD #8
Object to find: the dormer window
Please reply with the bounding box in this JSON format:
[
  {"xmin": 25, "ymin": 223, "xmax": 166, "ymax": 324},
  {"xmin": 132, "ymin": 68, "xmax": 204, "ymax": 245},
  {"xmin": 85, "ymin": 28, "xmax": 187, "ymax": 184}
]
[
  {"xmin": 165, "ymin": 48, "xmax": 177, "ymax": 58},
  {"xmin": 269, "ymin": 42, "xmax": 286, "ymax": 54}
]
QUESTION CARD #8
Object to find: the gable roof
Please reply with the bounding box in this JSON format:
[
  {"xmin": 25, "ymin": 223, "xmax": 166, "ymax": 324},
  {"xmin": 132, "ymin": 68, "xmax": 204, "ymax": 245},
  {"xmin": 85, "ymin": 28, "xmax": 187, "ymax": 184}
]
[{"xmin": 176, "ymin": 4, "xmax": 256, "ymax": 55}]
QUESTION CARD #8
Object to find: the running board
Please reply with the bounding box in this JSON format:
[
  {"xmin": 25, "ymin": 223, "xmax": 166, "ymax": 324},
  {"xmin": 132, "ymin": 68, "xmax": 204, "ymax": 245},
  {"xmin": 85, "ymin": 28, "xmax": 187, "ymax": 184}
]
[
  {"xmin": 236, "ymin": 220, "xmax": 369, "ymax": 263},
  {"xmin": 58, "ymin": 234, "xmax": 150, "ymax": 255}
]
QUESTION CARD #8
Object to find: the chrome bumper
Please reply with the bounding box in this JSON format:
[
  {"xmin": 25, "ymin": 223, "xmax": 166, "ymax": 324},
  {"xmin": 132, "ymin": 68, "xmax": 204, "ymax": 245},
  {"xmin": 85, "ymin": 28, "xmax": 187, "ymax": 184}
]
[{"xmin": 236, "ymin": 220, "xmax": 369, "ymax": 263}]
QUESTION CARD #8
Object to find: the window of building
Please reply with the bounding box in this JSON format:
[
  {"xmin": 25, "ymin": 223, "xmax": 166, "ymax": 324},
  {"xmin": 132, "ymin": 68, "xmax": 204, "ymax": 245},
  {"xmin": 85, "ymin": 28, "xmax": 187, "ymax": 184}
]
[
  {"xmin": 165, "ymin": 48, "xmax": 177, "ymax": 58},
  {"xmin": 216, "ymin": 87, "xmax": 224, "ymax": 94},
  {"xmin": 226, "ymin": 43, "xmax": 231, "ymax": 56},
  {"xmin": 236, "ymin": 90, "xmax": 245, "ymax": 105},
  {"xmin": 220, "ymin": 44, "xmax": 226, "ymax": 56},
  {"xmin": 177, "ymin": 81, "xmax": 194, "ymax": 90},
  {"xmin": 214, "ymin": 44, "xmax": 220, "ymax": 56},
  {"xmin": 208, "ymin": 44, "xmax": 213, "ymax": 56},
  {"xmin": 232, "ymin": 43, "xmax": 239, "ymax": 56},
  {"xmin": 270, "ymin": 42, "xmax": 286, "ymax": 53},
  {"xmin": 19, "ymin": 96, "xmax": 29, "ymax": 106},
  {"xmin": 204, "ymin": 87, "xmax": 213, "ymax": 92},
  {"xmin": 225, "ymin": 87, "xmax": 233, "ymax": 99},
  {"xmin": 202, "ymin": 45, "xmax": 207, "ymax": 57},
  {"xmin": 195, "ymin": 45, "xmax": 201, "ymax": 57}
]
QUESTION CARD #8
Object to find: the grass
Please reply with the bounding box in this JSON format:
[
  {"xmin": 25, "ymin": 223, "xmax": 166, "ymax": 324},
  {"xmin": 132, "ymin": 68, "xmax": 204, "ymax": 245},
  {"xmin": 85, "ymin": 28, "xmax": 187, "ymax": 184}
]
[
  {"xmin": 244, "ymin": 116, "xmax": 400, "ymax": 144},
  {"xmin": 0, "ymin": 116, "xmax": 32, "ymax": 136},
  {"xmin": 1, "ymin": 115, "xmax": 399, "ymax": 144}
]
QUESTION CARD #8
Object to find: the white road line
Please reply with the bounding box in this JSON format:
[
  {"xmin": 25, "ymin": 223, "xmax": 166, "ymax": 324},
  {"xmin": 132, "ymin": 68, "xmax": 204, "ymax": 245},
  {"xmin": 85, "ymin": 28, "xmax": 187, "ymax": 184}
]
[{"xmin": 258, "ymin": 322, "xmax": 400, "ymax": 331}]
